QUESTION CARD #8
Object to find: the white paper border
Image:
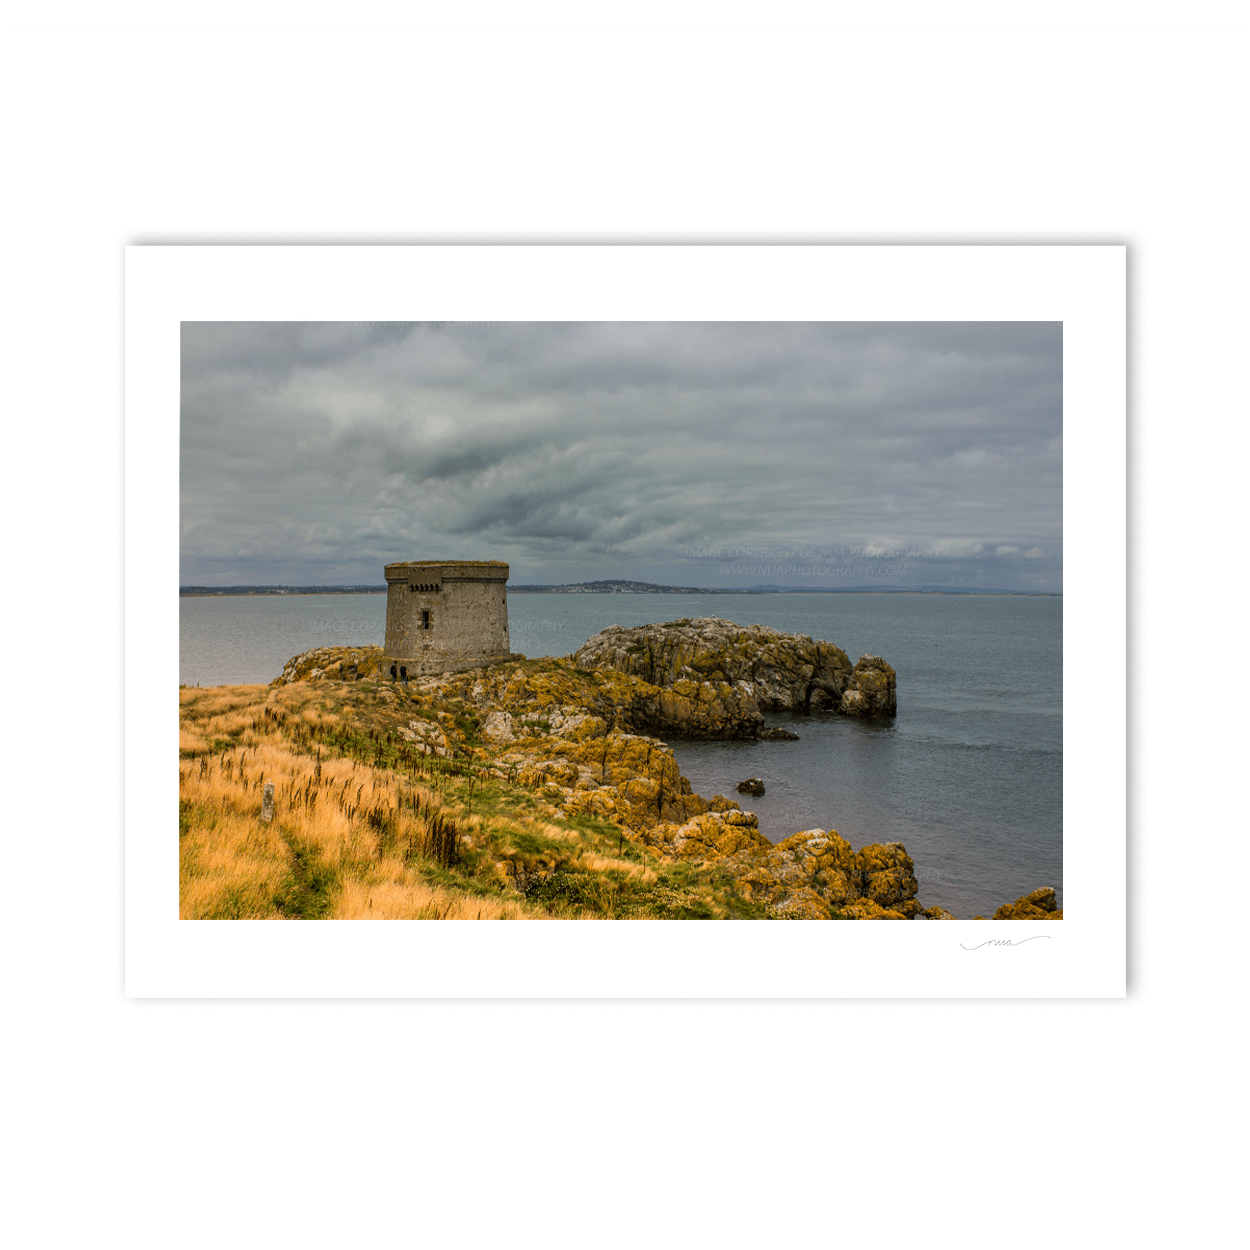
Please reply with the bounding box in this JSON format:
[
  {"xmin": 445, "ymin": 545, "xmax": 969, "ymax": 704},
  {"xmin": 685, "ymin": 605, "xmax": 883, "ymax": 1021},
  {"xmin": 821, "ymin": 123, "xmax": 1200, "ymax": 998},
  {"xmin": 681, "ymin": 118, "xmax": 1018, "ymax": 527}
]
[{"xmin": 126, "ymin": 245, "xmax": 1124, "ymax": 997}]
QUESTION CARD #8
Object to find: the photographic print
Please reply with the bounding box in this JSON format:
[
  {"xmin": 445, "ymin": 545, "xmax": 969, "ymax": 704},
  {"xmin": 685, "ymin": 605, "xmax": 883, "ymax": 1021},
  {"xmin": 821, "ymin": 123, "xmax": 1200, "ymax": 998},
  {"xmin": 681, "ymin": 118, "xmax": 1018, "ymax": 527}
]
[
  {"xmin": 126, "ymin": 245, "xmax": 1124, "ymax": 996},
  {"xmin": 177, "ymin": 319, "xmax": 1062, "ymax": 924}
]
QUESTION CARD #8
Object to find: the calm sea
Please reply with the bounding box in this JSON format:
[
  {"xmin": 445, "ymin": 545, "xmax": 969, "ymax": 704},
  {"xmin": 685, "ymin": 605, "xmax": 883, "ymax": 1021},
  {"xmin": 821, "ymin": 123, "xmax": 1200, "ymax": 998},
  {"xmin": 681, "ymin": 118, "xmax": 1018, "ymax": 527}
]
[{"xmin": 180, "ymin": 591, "xmax": 1061, "ymax": 918}]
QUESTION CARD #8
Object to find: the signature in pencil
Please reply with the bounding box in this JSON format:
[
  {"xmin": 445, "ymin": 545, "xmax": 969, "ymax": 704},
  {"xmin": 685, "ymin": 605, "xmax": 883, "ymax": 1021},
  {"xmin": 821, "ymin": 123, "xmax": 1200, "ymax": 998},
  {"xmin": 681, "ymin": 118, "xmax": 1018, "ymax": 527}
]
[{"xmin": 960, "ymin": 936, "xmax": 1053, "ymax": 950}]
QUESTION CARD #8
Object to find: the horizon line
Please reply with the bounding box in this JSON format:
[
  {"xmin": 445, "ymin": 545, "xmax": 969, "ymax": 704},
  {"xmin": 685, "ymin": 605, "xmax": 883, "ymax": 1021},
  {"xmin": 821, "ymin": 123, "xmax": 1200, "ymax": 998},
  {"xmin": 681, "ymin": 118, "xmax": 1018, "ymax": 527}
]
[{"xmin": 179, "ymin": 581, "xmax": 1061, "ymax": 597}]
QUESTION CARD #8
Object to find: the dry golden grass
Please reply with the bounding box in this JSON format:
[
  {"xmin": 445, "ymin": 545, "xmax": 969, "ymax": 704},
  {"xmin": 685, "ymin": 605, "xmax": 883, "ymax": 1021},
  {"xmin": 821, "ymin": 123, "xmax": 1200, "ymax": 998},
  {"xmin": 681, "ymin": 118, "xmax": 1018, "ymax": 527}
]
[
  {"xmin": 532, "ymin": 821, "xmax": 582, "ymax": 843},
  {"xmin": 178, "ymin": 676, "xmax": 756, "ymax": 922},
  {"xmin": 335, "ymin": 878, "xmax": 531, "ymax": 919},
  {"xmin": 179, "ymin": 683, "xmax": 550, "ymax": 921},
  {"xmin": 577, "ymin": 852, "xmax": 658, "ymax": 882}
]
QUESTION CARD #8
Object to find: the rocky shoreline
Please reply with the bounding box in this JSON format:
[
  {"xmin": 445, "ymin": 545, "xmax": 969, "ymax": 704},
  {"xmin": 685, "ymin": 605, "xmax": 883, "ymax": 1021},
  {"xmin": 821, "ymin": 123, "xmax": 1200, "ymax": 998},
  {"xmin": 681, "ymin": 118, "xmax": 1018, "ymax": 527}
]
[{"xmin": 269, "ymin": 619, "xmax": 1060, "ymax": 920}]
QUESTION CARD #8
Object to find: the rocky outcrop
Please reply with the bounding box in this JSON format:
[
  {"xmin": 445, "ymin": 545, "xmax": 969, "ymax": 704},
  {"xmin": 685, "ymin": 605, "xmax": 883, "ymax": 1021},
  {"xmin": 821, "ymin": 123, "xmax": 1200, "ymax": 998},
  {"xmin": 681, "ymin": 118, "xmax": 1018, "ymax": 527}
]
[
  {"xmin": 275, "ymin": 645, "xmax": 763, "ymax": 740},
  {"xmin": 574, "ymin": 617, "xmax": 895, "ymax": 717},
  {"xmin": 989, "ymin": 887, "xmax": 1064, "ymax": 920},
  {"xmin": 645, "ymin": 678, "xmax": 764, "ymax": 739},
  {"xmin": 841, "ymin": 655, "xmax": 897, "ymax": 717},
  {"xmin": 462, "ymin": 656, "xmax": 766, "ymax": 742},
  {"xmin": 638, "ymin": 819, "xmax": 952, "ymax": 920},
  {"xmin": 399, "ymin": 716, "xmax": 455, "ymax": 758},
  {"xmin": 737, "ymin": 778, "xmax": 765, "ymax": 796},
  {"xmin": 272, "ymin": 647, "xmax": 952, "ymax": 919},
  {"xmin": 274, "ymin": 645, "xmax": 389, "ymax": 685}
]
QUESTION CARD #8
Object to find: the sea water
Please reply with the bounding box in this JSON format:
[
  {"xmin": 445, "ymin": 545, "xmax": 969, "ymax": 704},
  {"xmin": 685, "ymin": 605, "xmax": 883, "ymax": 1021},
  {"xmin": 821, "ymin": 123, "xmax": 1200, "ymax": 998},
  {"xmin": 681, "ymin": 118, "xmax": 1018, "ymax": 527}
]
[{"xmin": 180, "ymin": 591, "xmax": 1061, "ymax": 917}]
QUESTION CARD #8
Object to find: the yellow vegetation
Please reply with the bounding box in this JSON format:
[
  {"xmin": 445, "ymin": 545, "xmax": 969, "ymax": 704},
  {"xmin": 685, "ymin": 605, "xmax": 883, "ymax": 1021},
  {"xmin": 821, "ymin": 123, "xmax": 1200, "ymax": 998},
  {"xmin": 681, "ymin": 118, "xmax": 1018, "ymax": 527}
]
[{"xmin": 179, "ymin": 683, "xmax": 552, "ymax": 920}]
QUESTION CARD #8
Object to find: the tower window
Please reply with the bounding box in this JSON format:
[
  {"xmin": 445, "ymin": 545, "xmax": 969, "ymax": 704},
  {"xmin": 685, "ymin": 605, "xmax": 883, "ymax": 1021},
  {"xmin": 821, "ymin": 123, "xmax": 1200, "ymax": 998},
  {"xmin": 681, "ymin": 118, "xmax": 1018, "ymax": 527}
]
[{"xmin": 422, "ymin": 610, "xmax": 431, "ymax": 630}]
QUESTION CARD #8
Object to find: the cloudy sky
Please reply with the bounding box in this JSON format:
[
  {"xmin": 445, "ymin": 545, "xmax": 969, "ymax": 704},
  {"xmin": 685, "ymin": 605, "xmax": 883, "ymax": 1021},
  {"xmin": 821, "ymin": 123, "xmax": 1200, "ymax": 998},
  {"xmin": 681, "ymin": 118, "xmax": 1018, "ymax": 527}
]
[{"xmin": 180, "ymin": 321, "xmax": 1061, "ymax": 591}]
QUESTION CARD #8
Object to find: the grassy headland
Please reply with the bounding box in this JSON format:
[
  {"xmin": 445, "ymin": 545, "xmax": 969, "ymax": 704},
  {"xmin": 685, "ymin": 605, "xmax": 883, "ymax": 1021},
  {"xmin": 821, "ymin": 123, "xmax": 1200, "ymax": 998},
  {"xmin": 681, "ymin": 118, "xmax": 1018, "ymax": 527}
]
[
  {"xmin": 180, "ymin": 648, "xmax": 1059, "ymax": 920},
  {"xmin": 179, "ymin": 676, "xmax": 767, "ymax": 920}
]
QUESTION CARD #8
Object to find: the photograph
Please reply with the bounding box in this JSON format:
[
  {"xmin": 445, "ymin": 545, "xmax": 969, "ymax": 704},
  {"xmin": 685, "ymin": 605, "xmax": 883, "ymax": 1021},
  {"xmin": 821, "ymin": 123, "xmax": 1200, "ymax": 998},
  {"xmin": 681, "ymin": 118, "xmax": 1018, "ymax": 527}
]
[{"xmin": 178, "ymin": 319, "xmax": 1063, "ymax": 924}]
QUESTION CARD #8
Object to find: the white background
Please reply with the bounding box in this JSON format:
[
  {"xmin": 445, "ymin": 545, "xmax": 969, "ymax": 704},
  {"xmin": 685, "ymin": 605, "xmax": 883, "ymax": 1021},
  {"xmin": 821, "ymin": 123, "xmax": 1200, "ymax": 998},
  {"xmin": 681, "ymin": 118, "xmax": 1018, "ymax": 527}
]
[{"xmin": 5, "ymin": 4, "xmax": 1244, "ymax": 1247}]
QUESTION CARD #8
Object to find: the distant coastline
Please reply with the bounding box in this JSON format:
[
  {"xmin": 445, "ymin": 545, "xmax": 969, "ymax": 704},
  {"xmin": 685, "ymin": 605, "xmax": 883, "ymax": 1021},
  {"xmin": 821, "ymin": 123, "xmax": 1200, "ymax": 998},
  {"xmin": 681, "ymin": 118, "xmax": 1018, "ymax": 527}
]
[
  {"xmin": 180, "ymin": 586, "xmax": 388, "ymax": 597},
  {"xmin": 180, "ymin": 579, "xmax": 1060, "ymax": 598}
]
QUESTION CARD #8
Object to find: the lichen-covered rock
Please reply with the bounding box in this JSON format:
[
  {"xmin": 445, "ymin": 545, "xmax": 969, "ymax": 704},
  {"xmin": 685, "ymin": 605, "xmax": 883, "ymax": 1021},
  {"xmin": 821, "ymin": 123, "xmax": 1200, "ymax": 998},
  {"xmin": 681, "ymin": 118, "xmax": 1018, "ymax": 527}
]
[
  {"xmin": 992, "ymin": 886, "xmax": 1063, "ymax": 920},
  {"xmin": 856, "ymin": 841, "xmax": 919, "ymax": 906},
  {"xmin": 575, "ymin": 617, "xmax": 856, "ymax": 712},
  {"xmin": 645, "ymin": 810, "xmax": 772, "ymax": 861},
  {"xmin": 517, "ymin": 759, "xmax": 581, "ymax": 788},
  {"xmin": 652, "ymin": 678, "xmax": 764, "ymax": 739},
  {"xmin": 839, "ymin": 898, "xmax": 910, "ymax": 920},
  {"xmin": 481, "ymin": 710, "xmax": 517, "ymax": 743},
  {"xmin": 272, "ymin": 645, "xmax": 389, "ymax": 685},
  {"xmin": 631, "ymin": 818, "xmax": 934, "ymax": 920},
  {"xmin": 840, "ymin": 655, "xmax": 897, "ymax": 717},
  {"xmin": 768, "ymin": 888, "xmax": 839, "ymax": 919},
  {"xmin": 442, "ymin": 654, "xmax": 763, "ymax": 741},
  {"xmin": 399, "ymin": 718, "xmax": 453, "ymax": 757},
  {"xmin": 763, "ymin": 830, "xmax": 864, "ymax": 909},
  {"xmin": 575, "ymin": 617, "xmax": 897, "ymax": 720},
  {"xmin": 533, "ymin": 730, "xmax": 716, "ymax": 830}
]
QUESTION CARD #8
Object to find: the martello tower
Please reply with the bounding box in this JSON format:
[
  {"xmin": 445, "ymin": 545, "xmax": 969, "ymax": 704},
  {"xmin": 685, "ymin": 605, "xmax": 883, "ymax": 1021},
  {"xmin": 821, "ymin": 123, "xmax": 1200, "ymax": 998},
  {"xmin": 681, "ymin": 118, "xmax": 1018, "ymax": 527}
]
[{"xmin": 382, "ymin": 560, "xmax": 512, "ymax": 678}]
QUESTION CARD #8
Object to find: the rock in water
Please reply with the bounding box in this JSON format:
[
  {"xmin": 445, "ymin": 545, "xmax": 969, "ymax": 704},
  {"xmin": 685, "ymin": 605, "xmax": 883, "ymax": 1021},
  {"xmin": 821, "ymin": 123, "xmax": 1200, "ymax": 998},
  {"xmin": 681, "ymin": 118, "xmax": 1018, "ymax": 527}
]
[
  {"xmin": 841, "ymin": 654, "xmax": 897, "ymax": 717},
  {"xmin": 760, "ymin": 726, "xmax": 800, "ymax": 740},
  {"xmin": 574, "ymin": 617, "xmax": 895, "ymax": 717},
  {"xmin": 737, "ymin": 777, "xmax": 765, "ymax": 797}
]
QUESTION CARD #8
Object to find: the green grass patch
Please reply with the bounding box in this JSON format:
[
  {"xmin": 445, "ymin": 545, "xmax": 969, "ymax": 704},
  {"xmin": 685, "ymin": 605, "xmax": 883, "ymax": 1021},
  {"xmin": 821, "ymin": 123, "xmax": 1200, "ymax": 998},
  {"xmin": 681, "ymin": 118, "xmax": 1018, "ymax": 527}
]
[
  {"xmin": 507, "ymin": 829, "xmax": 568, "ymax": 856},
  {"xmin": 716, "ymin": 889, "xmax": 772, "ymax": 920},
  {"xmin": 560, "ymin": 811, "xmax": 622, "ymax": 840},
  {"xmin": 273, "ymin": 834, "xmax": 339, "ymax": 919},
  {"xmin": 525, "ymin": 866, "xmax": 617, "ymax": 915}
]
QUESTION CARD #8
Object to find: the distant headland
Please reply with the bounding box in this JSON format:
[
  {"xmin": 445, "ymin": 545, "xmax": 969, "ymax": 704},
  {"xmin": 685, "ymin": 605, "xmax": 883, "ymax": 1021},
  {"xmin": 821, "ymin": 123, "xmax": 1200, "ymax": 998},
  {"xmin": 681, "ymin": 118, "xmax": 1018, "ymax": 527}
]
[
  {"xmin": 181, "ymin": 579, "xmax": 1059, "ymax": 597},
  {"xmin": 180, "ymin": 585, "xmax": 388, "ymax": 596}
]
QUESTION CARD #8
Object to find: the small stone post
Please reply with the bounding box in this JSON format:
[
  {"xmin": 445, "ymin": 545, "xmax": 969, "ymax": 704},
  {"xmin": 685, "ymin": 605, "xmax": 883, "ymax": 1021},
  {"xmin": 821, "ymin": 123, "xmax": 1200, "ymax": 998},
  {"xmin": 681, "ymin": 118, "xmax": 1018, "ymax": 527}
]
[{"xmin": 261, "ymin": 781, "xmax": 275, "ymax": 824}]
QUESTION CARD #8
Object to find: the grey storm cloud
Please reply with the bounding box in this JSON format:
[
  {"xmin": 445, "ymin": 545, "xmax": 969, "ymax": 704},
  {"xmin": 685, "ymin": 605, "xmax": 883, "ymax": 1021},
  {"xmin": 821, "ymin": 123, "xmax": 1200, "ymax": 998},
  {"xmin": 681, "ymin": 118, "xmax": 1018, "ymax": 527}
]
[{"xmin": 180, "ymin": 321, "xmax": 1062, "ymax": 590}]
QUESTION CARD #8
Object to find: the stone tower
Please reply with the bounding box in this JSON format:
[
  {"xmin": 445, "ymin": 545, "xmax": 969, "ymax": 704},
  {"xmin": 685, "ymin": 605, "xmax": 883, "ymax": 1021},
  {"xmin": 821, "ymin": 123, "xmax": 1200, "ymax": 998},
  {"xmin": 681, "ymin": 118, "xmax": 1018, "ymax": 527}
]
[{"xmin": 382, "ymin": 560, "xmax": 512, "ymax": 678}]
